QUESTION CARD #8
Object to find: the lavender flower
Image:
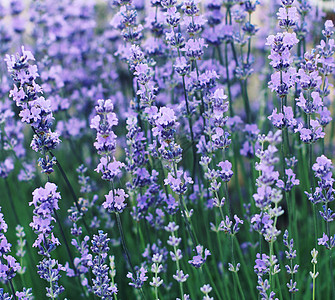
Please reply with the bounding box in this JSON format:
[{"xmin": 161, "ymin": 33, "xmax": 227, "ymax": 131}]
[
  {"xmin": 37, "ymin": 258, "xmax": 65, "ymax": 299},
  {"xmin": 103, "ymin": 189, "xmax": 129, "ymax": 213},
  {"xmin": 127, "ymin": 266, "xmax": 148, "ymax": 289},
  {"xmin": 29, "ymin": 183, "xmax": 61, "ymax": 249},
  {"xmin": 200, "ymin": 284, "xmax": 213, "ymax": 300},
  {"xmin": 283, "ymin": 230, "xmax": 299, "ymax": 293},
  {"xmin": 15, "ymin": 225, "xmax": 26, "ymax": 275},
  {"xmin": 294, "ymin": 120, "xmax": 325, "ymax": 144},
  {"xmin": 217, "ymin": 160, "xmax": 233, "ymax": 182},
  {"xmin": 219, "ymin": 215, "xmax": 244, "ymax": 235},
  {"xmin": 268, "ymin": 106, "xmax": 297, "ymax": 130},
  {"xmin": 5, "ymin": 46, "xmax": 61, "ymax": 157},
  {"xmin": 0, "ymin": 208, "xmax": 21, "ymax": 282},
  {"xmin": 70, "ymin": 235, "xmax": 92, "ymax": 276},
  {"xmin": 0, "ymin": 158, "xmax": 14, "ymax": 179},
  {"xmin": 0, "ymin": 1, "xmax": 334, "ymax": 299},
  {"xmin": 308, "ymin": 155, "xmax": 335, "ymax": 251},
  {"xmin": 173, "ymin": 269, "xmax": 189, "ymax": 283},
  {"xmin": 90, "ymin": 99, "xmax": 118, "ymax": 157},
  {"xmin": 164, "ymin": 170, "xmax": 193, "ymax": 194},
  {"xmin": 188, "ymin": 245, "xmax": 211, "ymax": 268},
  {"xmin": 182, "ymin": 38, "xmax": 208, "ymax": 60},
  {"xmin": 150, "ymin": 253, "xmax": 164, "ymax": 295},
  {"xmin": 90, "ymin": 231, "xmax": 117, "ymax": 298},
  {"xmin": 276, "ymin": 168, "xmax": 300, "ymax": 192}
]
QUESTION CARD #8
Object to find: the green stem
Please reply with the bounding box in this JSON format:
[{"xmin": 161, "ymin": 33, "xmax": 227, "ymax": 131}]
[
  {"xmin": 48, "ymin": 150, "xmax": 91, "ymax": 235},
  {"xmin": 312, "ymin": 263, "xmax": 316, "ymax": 300},
  {"xmin": 115, "ymin": 212, "xmax": 135, "ymax": 273},
  {"xmin": 4, "ymin": 178, "xmax": 20, "ymax": 226},
  {"xmin": 224, "ymin": 42, "xmax": 234, "ymax": 117},
  {"xmin": 194, "ymin": 60, "xmax": 206, "ymax": 128},
  {"xmin": 173, "ymin": 26, "xmax": 197, "ymax": 181},
  {"xmin": 115, "ymin": 212, "xmax": 147, "ymax": 300},
  {"xmin": 231, "ymin": 236, "xmax": 238, "ymax": 300},
  {"xmin": 327, "ymin": 220, "xmax": 334, "ymax": 299},
  {"xmin": 234, "ymin": 271, "xmax": 246, "ymax": 300},
  {"xmin": 172, "ymin": 230, "xmax": 185, "ymax": 300},
  {"xmin": 179, "ymin": 195, "xmax": 198, "ymax": 246},
  {"xmin": 241, "ymin": 80, "xmax": 251, "ymax": 124},
  {"xmin": 181, "ymin": 75, "xmax": 197, "ymax": 183},
  {"xmin": 203, "ymin": 264, "xmax": 224, "ymax": 300},
  {"xmin": 54, "ymin": 211, "xmax": 88, "ymax": 298},
  {"xmin": 9, "ymin": 279, "xmax": 17, "ymax": 300},
  {"xmin": 275, "ymin": 273, "xmax": 283, "ymax": 300},
  {"xmin": 233, "ymin": 235, "xmax": 256, "ymax": 299}
]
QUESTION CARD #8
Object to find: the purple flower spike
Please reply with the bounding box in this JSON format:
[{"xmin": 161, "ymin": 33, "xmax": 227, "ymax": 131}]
[
  {"xmin": 103, "ymin": 189, "xmax": 129, "ymax": 213},
  {"xmin": 0, "ymin": 207, "xmax": 21, "ymax": 282},
  {"xmin": 37, "ymin": 258, "xmax": 65, "ymax": 299},
  {"xmin": 188, "ymin": 245, "xmax": 211, "ymax": 268},
  {"xmin": 6, "ymin": 46, "xmax": 60, "ymax": 157},
  {"xmin": 29, "ymin": 182, "xmax": 61, "ymax": 254},
  {"xmin": 164, "ymin": 170, "xmax": 193, "ymax": 194},
  {"xmin": 127, "ymin": 266, "xmax": 148, "ymax": 289},
  {"xmin": 90, "ymin": 231, "xmax": 117, "ymax": 298},
  {"xmin": 217, "ymin": 160, "xmax": 233, "ymax": 182}
]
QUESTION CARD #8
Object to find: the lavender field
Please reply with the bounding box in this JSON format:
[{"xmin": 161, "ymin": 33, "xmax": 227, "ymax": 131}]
[{"xmin": 0, "ymin": 0, "xmax": 335, "ymax": 299}]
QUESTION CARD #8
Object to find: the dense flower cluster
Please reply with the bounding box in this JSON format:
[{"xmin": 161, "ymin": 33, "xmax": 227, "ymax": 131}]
[
  {"xmin": 29, "ymin": 182, "xmax": 61, "ymax": 253},
  {"xmin": 29, "ymin": 182, "xmax": 65, "ymax": 298},
  {"xmin": 90, "ymin": 231, "xmax": 117, "ymax": 298},
  {"xmin": 5, "ymin": 47, "xmax": 60, "ymax": 155},
  {"xmin": 0, "ymin": 0, "xmax": 334, "ymax": 299},
  {"xmin": 306, "ymin": 155, "xmax": 335, "ymax": 249},
  {"xmin": 0, "ymin": 208, "xmax": 20, "ymax": 282},
  {"xmin": 252, "ymin": 131, "xmax": 284, "ymax": 299},
  {"xmin": 91, "ymin": 99, "xmax": 128, "ymax": 213}
]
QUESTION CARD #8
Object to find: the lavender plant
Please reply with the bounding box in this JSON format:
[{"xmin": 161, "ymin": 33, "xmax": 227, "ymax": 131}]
[{"xmin": 0, "ymin": 0, "xmax": 334, "ymax": 299}]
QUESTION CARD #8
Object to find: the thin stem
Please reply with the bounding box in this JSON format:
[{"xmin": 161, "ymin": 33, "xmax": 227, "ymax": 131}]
[
  {"xmin": 154, "ymin": 273, "xmax": 158, "ymax": 300},
  {"xmin": 330, "ymin": 116, "xmax": 335, "ymax": 155},
  {"xmin": 4, "ymin": 177, "xmax": 39, "ymax": 286},
  {"xmin": 115, "ymin": 212, "xmax": 135, "ymax": 273},
  {"xmin": 173, "ymin": 27, "xmax": 197, "ymax": 181},
  {"xmin": 193, "ymin": 60, "xmax": 207, "ymax": 128},
  {"xmin": 232, "ymin": 135, "xmax": 244, "ymax": 209},
  {"xmin": 179, "ymin": 195, "xmax": 198, "ymax": 247},
  {"xmin": 290, "ymin": 259, "xmax": 294, "ymax": 300},
  {"xmin": 234, "ymin": 271, "xmax": 246, "ymax": 300},
  {"xmin": 306, "ymin": 114, "xmax": 314, "ymax": 190},
  {"xmin": 312, "ymin": 263, "xmax": 316, "ymax": 300},
  {"xmin": 181, "ymin": 74, "xmax": 197, "ymax": 182},
  {"xmin": 269, "ymin": 240, "xmax": 274, "ymax": 290},
  {"xmin": 4, "ymin": 178, "xmax": 20, "ymax": 225},
  {"xmin": 275, "ymin": 273, "xmax": 283, "ymax": 300},
  {"xmin": 223, "ymin": 42, "xmax": 234, "ymax": 117},
  {"xmin": 49, "ymin": 150, "xmax": 91, "ymax": 235},
  {"xmin": 53, "ymin": 210, "xmax": 76, "ymax": 273},
  {"xmin": 241, "ymin": 80, "xmax": 251, "ymax": 124},
  {"xmin": 233, "ymin": 235, "xmax": 256, "ymax": 299},
  {"xmin": 9, "ymin": 279, "xmax": 17, "ymax": 300},
  {"xmin": 225, "ymin": 182, "xmax": 232, "ymax": 219},
  {"xmin": 113, "ymin": 278, "xmax": 118, "ymax": 300},
  {"xmin": 246, "ymin": 12, "xmax": 252, "ymax": 65},
  {"xmin": 231, "ymin": 235, "xmax": 238, "ymax": 300},
  {"xmin": 269, "ymin": 203, "xmax": 279, "ymax": 292},
  {"xmin": 203, "ymin": 264, "xmax": 224, "ymax": 300},
  {"xmin": 327, "ymin": 220, "xmax": 334, "ymax": 298},
  {"xmin": 172, "ymin": 230, "xmax": 185, "ymax": 300},
  {"xmin": 115, "ymin": 212, "xmax": 147, "ymax": 300},
  {"xmin": 312, "ymin": 205, "xmax": 318, "ymax": 248}
]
